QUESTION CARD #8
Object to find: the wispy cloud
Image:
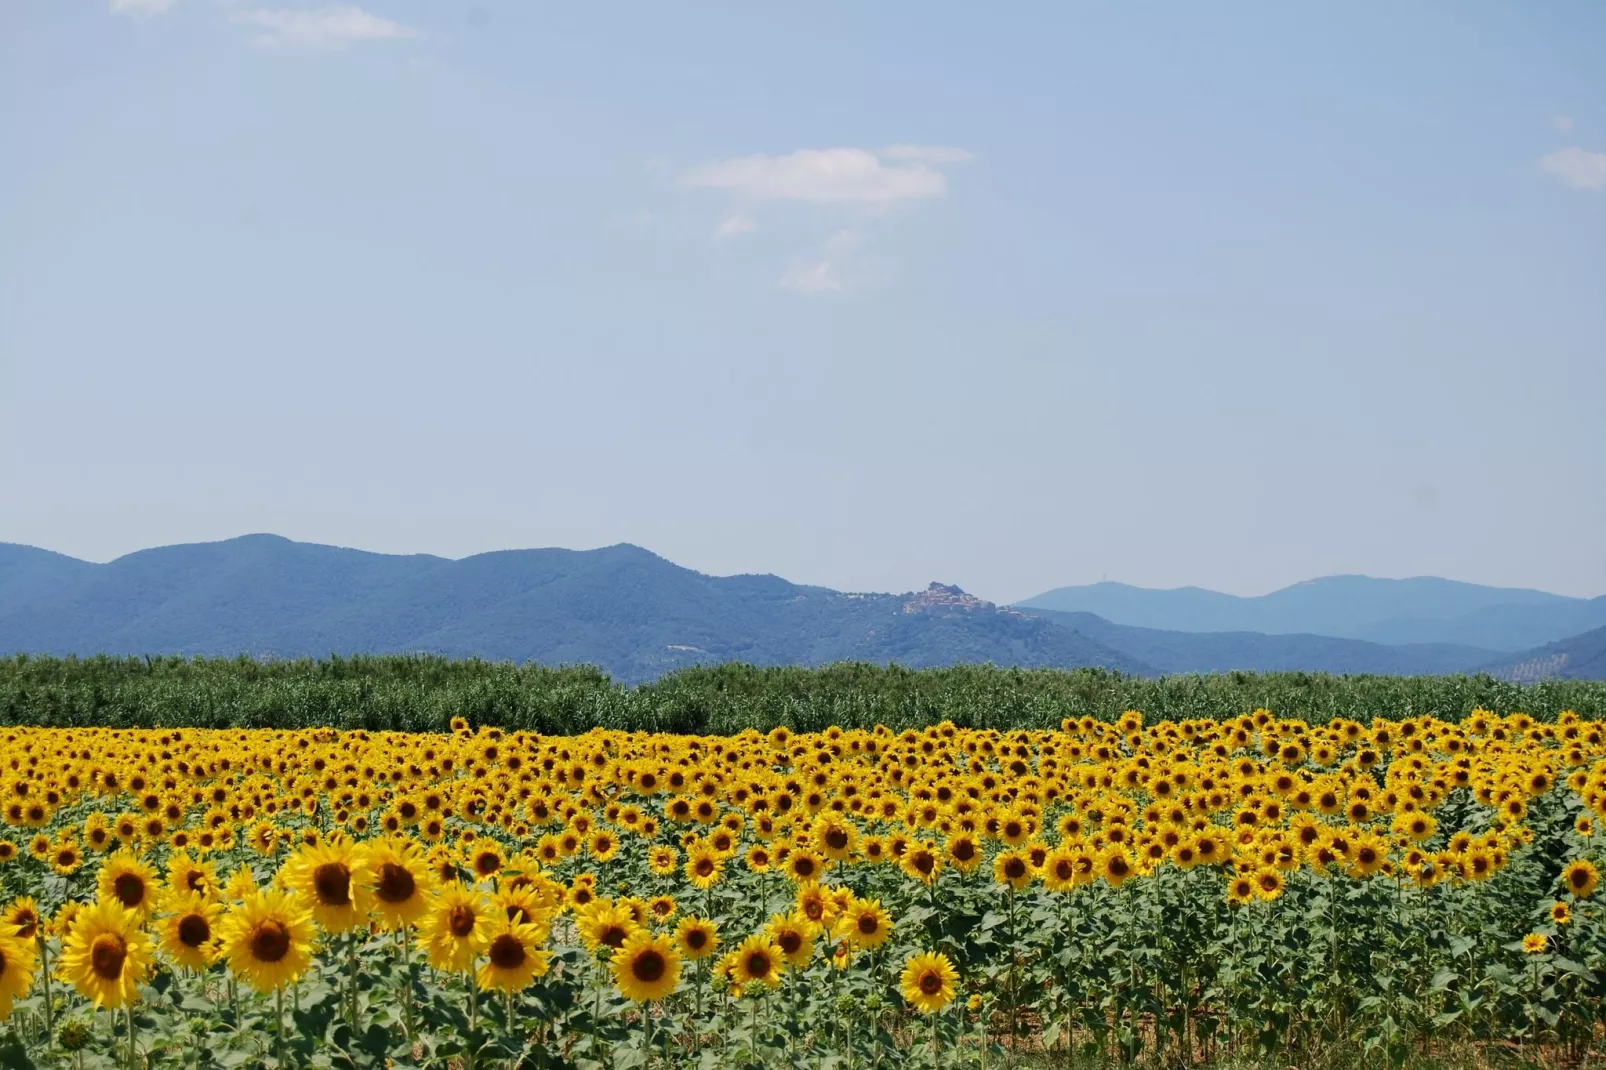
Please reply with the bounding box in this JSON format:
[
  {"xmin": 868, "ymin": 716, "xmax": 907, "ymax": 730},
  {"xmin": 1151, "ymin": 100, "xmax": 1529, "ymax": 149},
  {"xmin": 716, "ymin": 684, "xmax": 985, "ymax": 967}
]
[
  {"xmin": 682, "ymin": 145, "xmax": 968, "ymax": 295},
  {"xmin": 1539, "ymin": 146, "xmax": 1606, "ymax": 190},
  {"xmin": 682, "ymin": 146, "xmax": 965, "ymax": 205},
  {"xmin": 110, "ymin": 0, "xmax": 176, "ymax": 15},
  {"xmin": 232, "ymin": 5, "xmax": 419, "ymax": 49},
  {"xmin": 1553, "ymin": 116, "xmax": 1575, "ymax": 134},
  {"xmin": 780, "ymin": 230, "xmax": 862, "ymax": 295},
  {"xmin": 713, "ymin": 215, "xmax": 757, "ymax": 240}
]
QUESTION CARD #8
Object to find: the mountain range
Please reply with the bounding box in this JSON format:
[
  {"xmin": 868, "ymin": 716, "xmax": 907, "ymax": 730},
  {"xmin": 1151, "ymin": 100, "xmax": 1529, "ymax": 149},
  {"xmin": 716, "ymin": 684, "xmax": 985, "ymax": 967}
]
[
  {"xmin": 1, "ymin": 535, "xmax": 1602, "ymax": 683},
  {"xmin": 1015, "ymin": 577, "xmax": 1606, "ymax": 652}
]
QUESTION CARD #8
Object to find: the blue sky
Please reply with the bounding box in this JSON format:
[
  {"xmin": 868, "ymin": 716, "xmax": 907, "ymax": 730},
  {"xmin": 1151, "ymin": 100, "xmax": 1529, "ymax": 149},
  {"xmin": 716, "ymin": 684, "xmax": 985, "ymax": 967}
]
[{"xmin": 2, "ymin": 2, "xmax": 1603, "ymax": 602}]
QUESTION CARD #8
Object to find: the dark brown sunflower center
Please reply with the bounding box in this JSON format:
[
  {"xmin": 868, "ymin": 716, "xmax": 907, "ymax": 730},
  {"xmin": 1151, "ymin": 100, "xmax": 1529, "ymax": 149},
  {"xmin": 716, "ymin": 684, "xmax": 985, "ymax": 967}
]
[
  {"xmin": 911, "ymin": 854, "xmax": 934, "ymax": 875},
  {"xmin": 90, "ymin": 934, "xmax": 127, "ymax": 980},
  {"xmin": 177, "ymin": 914, "xmax": 211, "ymax": 948},
  {"xmin": 1004, "ymin": 859, "xmax": 1027, "ymax": 880},
  {"xmin": 919, "ymin": 971, "xmax": 942, "ymax": 995},
  {"xmin": 778, "ymin": 932, "xmax": 802, "ymax": 954},
  {"xmin": 489, "ymin": 934, "xmax": 526, "ymax": 969},
  {"xmin": 825, "ymin": 830, "xmax": 848, "ymax": 850},
  {"xmin": 250, "ymin": 920, "xmax": 292, "ymax": 963},
  {"xmin": 685, "ymin": 929, "xmax": 708, "ymax": 949},
  {"xmin": 312, "ymin": 863, "xmax": 353, "ymax": 906},
  {"xmin": 601, "ymin": 925, "xmax": 627, "ymax": 949},
  {"xmin": 113, "ymin": 874, "xmax": 146, "ymax": 908},
  {"xmin": 632, "ymin": 949, "xmax": 666, "ymax": 982},
  {"xmin": 953, "ymin": 841, "xmax": 975, "ymax": 861},
  {"xmin": 857, "ymin": 914, "xmax": 879, "ymax": 935},
  {"xmin": 375, "ymin": 863, "xmax": 416, "ymax": 903},
  {"xmin": 475, "ymin": 854, "xmax": 500, "ymax": 875},
  {"xmin": 793, "ymin": 858, "xmax": 816, "ymax": 877},
  {"xmin": 745, "ymin": 952, "xmax": 771, "ymax": 978},
  {"xmin": 448, "ymin": 905, "xmax": 477, "ymax": 938}
]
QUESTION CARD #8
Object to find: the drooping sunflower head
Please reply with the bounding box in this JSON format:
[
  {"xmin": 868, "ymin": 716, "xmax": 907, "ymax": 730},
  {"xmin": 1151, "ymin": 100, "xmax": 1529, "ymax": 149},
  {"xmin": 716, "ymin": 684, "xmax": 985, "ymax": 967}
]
[
  {"xmin": 2, "ymin": 898, "xmax": 41, "ymax": 942},
  {"xmin": 576, "ymin": 901, "xmax": 639, "ymax": 953}
]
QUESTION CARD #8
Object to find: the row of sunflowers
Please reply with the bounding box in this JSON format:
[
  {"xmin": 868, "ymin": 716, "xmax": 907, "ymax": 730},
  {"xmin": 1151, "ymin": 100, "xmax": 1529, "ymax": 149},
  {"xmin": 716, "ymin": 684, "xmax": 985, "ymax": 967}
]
[{"xmin": 0, "ymin": 708, "xmax": 1603, "ymax": 1067}]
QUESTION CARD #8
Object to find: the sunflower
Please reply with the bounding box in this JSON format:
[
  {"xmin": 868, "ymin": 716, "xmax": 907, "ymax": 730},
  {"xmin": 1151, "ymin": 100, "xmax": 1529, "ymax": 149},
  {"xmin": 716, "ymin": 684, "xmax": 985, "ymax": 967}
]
[
  {"xmin": 1254, "ymin": 868, "xmax": 1285, "ymax": 902},
  {"xmin": 766, "ymin": 913, "xmax": 817, "ymax": 968},
  {"xmin": 57, "ymin": 899, "xmax": 153, "ymax": 1009},
  {"xmin": 97, "ymin": 848, "xmax": 159, "ymax": 919},
  {"xmin": 946, "ymin": 834, "xmax": 983, "ymax": 874},
  {"xmin": 476, "ymin": 916, "xmax": 550, "ymax": 993},
  {"xmin": 647, "ymin": 894, "xmax": 677, "ymax": 925},
  {"xmin": 425, "ymin": 884, "xmax": 493, "ymax": 972},
  {"xmin": 165, "ymin": 852, "xmax": 219, "ymax": 901},
  {"xmin": 647, "ymin": 845, "xmax": 679, "ymax": 876},
  {"xmin": 784, "ymin": 848, "xmax": 826, "ymax": 884},
  {"xmin": 685, "ymin": 844, "xmax": 724, "ymax": 890},
  {"xmin": 674, "ymin": 916, "xmax": 720, "ymax": 961},
  {"xmin": 576, "ymin": 902, "xmax": 639, "ymax": 953},
  {"xmin": 469, "ymin": 843, "xmax": 505, "ymax": 881},
  {"xmin": 363, "ymin": 838, "xmax": 435, "ymax": 930},
  {"xmin": 0, "ymin": 928, "xmax": 37, "ymax": 1019},
  {"xmin": 1523, "ymin": 932, "xmax": 1548, "ymax": 955},
  {"xmin": 837, "ymin": 897, "xmax": 892, "ymax": 950},
  {"xmin": 729, "ymin": 935, "xmax": 784, "ymax": 989},
  {"xmin": 612, "ymin": 930, "xmax": 682, "ymax": 1003},
  {"xmin": 283, "ymin": 842, "xmax": 373, "ymax": 933},
  {"xmin": 50, "ymin": 838, "xmax": 83, "ymax": 876},
  {"xmin": 1100, "ymin": 848, "xmax": 1134, "ymax": 889},
  {"xmin": 900, "ymin": 951, "xmax": 959, "ymax": 1014},
  {"xmin": 898, "ymin": 843, "xmax": 942, "ymax": 887},
  {"xmin": 1563, "ymin": 859, "xmax": 1599, "ymax": 899},
  {"xmin": 158, "ymin": 893, "xmax": 223, "ymax": 971},
  {"xmin": 218, "ymin": 888, "xmax": 317, "ymax": 993},
  {"xmin": 993, "ymin": 849, "xmax": 1033, "ymax": 891},
  {"xmin": 2, "ymin": 899, "xmax": 40, "ymax": 942},
  {"xmin": 1552, "ymin": 901, "xmax": 1573, "ymax": 925}
]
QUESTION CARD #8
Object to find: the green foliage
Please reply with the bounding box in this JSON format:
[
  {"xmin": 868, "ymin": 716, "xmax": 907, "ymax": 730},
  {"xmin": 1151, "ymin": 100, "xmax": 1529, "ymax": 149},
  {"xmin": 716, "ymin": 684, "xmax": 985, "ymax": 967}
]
[{"xmin": 1, "ymin": 654, "xmax": 1603, "ymax": 734}]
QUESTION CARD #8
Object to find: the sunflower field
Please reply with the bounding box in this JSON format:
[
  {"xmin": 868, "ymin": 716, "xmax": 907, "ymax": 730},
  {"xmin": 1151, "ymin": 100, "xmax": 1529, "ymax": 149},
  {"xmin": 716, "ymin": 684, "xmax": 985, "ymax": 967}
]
[{"xmin": 1, "ymin": 708, "xmax": 1605, "ymax": 1068}]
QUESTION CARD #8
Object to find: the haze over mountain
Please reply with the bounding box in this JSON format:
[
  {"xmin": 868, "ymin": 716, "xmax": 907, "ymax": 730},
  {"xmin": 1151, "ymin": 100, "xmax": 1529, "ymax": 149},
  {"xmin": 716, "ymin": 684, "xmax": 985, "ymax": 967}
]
[
  {"xmin": 1480, "ymin": 626, "xmax": 1606, "ymax": 684},
  {"xmin": 2, "ymin": 535, "xmax": 1602, "ymax": 682},
  {"xmin": 1016, "ymin": 577, "xmax": 1606, "ymax": 653}
]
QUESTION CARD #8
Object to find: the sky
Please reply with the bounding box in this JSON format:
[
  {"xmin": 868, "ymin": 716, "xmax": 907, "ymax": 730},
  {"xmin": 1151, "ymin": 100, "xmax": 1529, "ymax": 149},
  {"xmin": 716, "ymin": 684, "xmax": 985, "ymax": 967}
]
[{"xmin": 2, "ymin": 2, "xmax": 1603, "ymax": 604}]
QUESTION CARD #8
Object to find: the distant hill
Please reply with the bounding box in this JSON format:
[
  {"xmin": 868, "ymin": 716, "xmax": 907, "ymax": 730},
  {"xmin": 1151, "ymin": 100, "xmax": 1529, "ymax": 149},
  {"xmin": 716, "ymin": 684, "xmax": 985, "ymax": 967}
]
[
  {"xmin": 1016, "ymin": 575, "xmax": 1606, "ymax": 652},
  {"xmin": 1480, "ymin": 626, "xmax": 1606, "ymax": 683},
  {"xmin": 1023, "ymin": 608, "xmax": 1498, "ymax": 676},
  {"xmin": 0, "ymin": 536, "xmax": 1148, "ymax": 683}
]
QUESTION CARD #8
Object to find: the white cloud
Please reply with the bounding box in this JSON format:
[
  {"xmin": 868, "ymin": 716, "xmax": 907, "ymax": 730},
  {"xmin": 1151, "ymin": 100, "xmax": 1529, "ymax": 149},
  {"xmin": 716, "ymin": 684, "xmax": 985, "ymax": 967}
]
[
  {"xmin": 110, "ymin": 0, "xmax": 176, "ymax": 15},
  {"xmin": 713, "ymin": 215, "xmax": 757, "ymax": 240},
  {"xmin": 780, "ymin": 230, "xmax": 861, "ymax": 295},
  {"xmin": 1539, "ymin": 146, "xmax": 1606, "ymax": 190},
  {"xmin": 682, "ymin": 146, "xmax": 965, "ymax": 204},
  {"xmin": 232, "ymin": 5, "xmax": 419, "ymax": 49},
  {"xmin": 1554, "ymin": 116, "xmax": 1575, "ymax": 134},
  {"xmin": 780, "ymin": 259, "xmax": 843, "ymax": 295},
  {"xmin": 881, "ymin": 144, "xmax": 974, "ymax": 164}
]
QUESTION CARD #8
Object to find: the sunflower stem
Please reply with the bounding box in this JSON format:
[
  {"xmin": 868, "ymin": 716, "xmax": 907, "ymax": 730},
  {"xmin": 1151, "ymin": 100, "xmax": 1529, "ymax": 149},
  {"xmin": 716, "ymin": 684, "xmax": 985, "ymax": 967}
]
[
  {"xmin": 125, "ymin": 1002, "xmax": 137, "ymax": 1070},
  {"xmin": 275, "ymin": 984, "xmax": 285, "ymax": 1067},
  {"xmin": 37, "ymin": 934, "xmax": 55, "ymax": 1046},
  {"xmin": 464, "ymin": 970, "xmax": 478, "ymax": 1070}
]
